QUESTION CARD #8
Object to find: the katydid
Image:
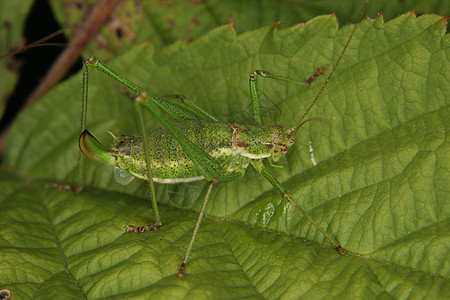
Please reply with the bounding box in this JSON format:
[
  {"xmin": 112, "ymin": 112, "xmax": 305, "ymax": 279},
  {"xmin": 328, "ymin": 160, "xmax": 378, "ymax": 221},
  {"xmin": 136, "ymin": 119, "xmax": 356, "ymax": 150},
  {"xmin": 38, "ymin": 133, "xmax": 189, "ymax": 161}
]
[{"xmin": 79, "ymin": 2, "xmax": 369, "ymax": 278}]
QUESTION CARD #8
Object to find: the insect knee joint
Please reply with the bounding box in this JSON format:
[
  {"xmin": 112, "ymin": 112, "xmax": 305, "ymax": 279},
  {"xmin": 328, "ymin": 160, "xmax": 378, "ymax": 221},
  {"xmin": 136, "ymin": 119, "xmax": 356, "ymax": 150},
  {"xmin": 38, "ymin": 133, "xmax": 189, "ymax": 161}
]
[
  {"xmin": 84, "ymin": 56, "xmax": 97, "ymax": 66},
  {"xmin": 135, "ymin": 91, "xmax": 148, "ymax": 103},
  {"xmin": 210, "ymin": 178, "xmax": 219, "ymax": 187},
  {"xmin": 257, "ymin": 70, "xmax": 268, "ymax": 77}
]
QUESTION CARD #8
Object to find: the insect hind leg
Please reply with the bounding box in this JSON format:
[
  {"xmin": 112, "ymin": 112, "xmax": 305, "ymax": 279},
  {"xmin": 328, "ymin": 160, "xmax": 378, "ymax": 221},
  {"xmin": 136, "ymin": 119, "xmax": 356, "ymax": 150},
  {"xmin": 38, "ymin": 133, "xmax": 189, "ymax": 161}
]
[{"xmin": 164, "ymin": 94, "xmax": 218, "ymax": 122}]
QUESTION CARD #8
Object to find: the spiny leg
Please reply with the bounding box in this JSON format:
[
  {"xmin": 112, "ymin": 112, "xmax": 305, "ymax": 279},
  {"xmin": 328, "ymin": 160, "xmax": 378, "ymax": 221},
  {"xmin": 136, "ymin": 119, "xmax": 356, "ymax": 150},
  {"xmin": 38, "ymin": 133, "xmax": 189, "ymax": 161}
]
[
  {"xmin": 124, "ymin": 98, "xmax": 162, "ymax": 232},
  {"xmin": 78, "ymin": 60, "xmax": 89, "ymax": 192},
  {"xmin": 178, "ymin": 180, "xmax": 217, "ymax": 278},
  {"xmin": 250, "ymin": 160, "xmax": 343, "ymax": 254},
  {"xmin": 83, "ymin": 57, "xmax": 204, "ymax": 122},
  {"xmin": 135, "ymin": 98, "xmax": 161, "ymax": 227}
]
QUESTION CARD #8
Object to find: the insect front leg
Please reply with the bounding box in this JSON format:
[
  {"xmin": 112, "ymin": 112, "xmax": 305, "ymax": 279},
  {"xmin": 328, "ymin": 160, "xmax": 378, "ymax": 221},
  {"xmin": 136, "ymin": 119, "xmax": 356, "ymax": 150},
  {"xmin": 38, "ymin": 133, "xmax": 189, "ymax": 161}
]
[{"xmin": 250, "ymin": 160, "xmax": 343, "ymax": 254}]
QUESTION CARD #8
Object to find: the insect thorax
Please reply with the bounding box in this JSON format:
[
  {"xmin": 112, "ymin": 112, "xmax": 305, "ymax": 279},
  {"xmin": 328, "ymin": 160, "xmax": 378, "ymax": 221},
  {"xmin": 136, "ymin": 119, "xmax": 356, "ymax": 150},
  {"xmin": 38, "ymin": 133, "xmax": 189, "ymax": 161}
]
[{"xmin": 230, "ymin": 123, "xmax": 292, "ymax": 161}]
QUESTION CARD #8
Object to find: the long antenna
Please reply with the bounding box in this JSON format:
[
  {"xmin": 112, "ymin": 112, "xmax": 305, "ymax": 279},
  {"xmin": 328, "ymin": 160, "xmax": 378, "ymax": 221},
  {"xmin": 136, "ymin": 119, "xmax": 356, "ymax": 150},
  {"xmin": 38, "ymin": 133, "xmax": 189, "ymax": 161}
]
[{"xmin": 292, "ymin": 0, "xmax": 369, "ymax": 135}]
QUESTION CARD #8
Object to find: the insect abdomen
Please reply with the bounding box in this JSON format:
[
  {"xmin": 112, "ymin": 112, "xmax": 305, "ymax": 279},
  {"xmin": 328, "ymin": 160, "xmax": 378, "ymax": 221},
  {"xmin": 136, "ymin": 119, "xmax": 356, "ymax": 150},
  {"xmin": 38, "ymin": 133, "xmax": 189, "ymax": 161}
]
[{"xmin": 115, "ymin": 120, "xmax": 238, "ymax": 182}]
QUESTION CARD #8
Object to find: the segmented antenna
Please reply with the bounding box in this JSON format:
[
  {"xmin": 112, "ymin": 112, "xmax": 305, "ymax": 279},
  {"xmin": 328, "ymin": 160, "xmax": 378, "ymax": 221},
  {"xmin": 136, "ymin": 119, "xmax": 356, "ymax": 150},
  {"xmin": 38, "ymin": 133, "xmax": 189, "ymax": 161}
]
[{"xmin": 292, "ymin": 0, "xmax": 369, "ymax": 134}]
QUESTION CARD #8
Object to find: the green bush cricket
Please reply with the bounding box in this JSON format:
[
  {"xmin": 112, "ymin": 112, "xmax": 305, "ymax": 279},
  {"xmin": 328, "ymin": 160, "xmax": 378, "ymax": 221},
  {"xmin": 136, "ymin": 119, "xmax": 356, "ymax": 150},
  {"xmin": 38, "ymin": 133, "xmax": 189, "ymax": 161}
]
[{"xmin": 78, "ymin": 2, "xmax": 369, "ymax": 278}]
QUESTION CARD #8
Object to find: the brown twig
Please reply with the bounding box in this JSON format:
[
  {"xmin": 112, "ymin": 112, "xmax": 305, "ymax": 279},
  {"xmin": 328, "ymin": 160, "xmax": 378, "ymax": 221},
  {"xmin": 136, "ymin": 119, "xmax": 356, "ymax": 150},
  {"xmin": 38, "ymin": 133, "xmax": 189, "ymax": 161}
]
[
  {"xmin": 0, "ymin": 0, "xmax": 119, "ymax": 157},
  {"xmin": 24, "ymin": 0, "xmax": 119, "ymax": 107}
]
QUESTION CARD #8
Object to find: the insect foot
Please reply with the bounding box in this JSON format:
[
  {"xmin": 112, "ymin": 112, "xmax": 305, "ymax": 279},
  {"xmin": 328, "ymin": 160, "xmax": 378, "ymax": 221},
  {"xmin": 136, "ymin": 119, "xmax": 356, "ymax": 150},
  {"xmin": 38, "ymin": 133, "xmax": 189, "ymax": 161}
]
[
  {"xmin": 46, "ymin": 183, "xmax": 82, "ymax": 194},
  {"xmin": 178, "ymin": 259, "xmax": 188, "ymax": 278},
  {"xmin": 123, "ymin": 222, "xmax": 160, "ymax": 234},
  {"xmin": 305, "ymin": 65, "xmax": 328, "ymax": 86}
]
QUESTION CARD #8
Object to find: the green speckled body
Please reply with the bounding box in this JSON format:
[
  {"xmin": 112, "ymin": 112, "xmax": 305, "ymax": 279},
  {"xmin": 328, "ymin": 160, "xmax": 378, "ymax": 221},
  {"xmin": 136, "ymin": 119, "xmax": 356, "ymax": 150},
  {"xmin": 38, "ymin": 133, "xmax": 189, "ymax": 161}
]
[{"xmin": 110, "ymin": 120, "xmax": 290, "ymax": 183}]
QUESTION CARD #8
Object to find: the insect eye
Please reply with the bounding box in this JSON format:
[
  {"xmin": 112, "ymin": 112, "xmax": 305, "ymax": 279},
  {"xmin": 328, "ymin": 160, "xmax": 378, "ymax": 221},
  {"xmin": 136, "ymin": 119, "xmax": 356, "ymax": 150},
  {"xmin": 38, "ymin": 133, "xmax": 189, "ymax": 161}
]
[{"xmin": 281, "ymin": 145, "xmax": 288, "ymax": 153}]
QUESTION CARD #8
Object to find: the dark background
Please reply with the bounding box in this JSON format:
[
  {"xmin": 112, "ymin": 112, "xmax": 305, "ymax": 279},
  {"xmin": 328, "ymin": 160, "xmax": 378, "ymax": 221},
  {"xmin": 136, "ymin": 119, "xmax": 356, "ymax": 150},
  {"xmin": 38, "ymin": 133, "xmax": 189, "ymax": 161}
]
[{"xmin": 0, "ymin": 0, "xmax": 82, "ymax": 135}]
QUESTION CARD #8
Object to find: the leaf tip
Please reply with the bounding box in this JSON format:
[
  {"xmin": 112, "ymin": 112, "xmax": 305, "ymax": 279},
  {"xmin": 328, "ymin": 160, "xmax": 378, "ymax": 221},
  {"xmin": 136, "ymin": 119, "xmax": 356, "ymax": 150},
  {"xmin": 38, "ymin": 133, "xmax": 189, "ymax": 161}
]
[
  {"xmin": 227, "ymin": 22, "xmax": 237, "ymax": 35},
  {"xmin": 294, "ymin": 22, "xmax": 306, "ymax": 28},
  {"xmin": 370, "ymin": 10, "xmax": 385, "ymax": 24},
  {"xmin": 365, "ymin": 11, "xmax": 382, "ymax": 23},
  {"xmin": 275, "ymin": 20, "xmax": 282, "ymax": 31}
]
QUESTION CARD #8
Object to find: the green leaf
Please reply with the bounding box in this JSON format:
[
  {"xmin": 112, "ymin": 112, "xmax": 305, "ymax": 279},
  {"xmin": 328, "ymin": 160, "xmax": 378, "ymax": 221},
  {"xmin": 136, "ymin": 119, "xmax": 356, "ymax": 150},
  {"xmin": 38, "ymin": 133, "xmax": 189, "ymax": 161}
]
[
  {"xmin": 47, "ymin": 0, "xmax": 448, "ymax": 59},
  {"xmin": 2, "ymin": 13, "xmax": 449, "ymax": 298}
]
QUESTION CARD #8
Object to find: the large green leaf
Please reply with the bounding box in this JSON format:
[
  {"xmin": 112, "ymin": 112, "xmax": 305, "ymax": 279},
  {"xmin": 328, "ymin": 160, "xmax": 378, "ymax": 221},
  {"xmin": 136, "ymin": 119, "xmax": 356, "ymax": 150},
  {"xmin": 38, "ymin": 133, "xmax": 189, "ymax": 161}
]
[
  {"xmin": 2, "ymin": 12, "xmax": 449, "ymax": 298},
  {"xmin": 47, "ymin": 0, "xmax": 448, "ymax": 59}
]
